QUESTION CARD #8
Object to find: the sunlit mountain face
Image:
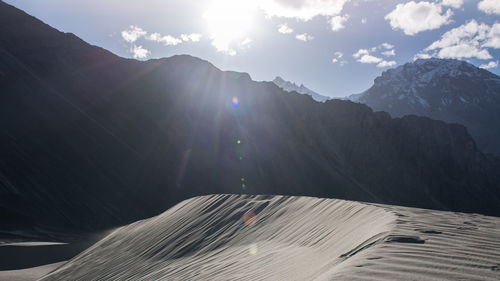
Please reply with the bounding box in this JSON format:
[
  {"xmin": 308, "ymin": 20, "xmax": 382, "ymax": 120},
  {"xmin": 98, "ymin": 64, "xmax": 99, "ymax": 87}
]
[
  {"xmin": 1, "ymin": 1, "xmax": 500, "ymax": 280},
  {"xmin": 4, "ymin": 0, "xmax": 499, "ymax": 98}
]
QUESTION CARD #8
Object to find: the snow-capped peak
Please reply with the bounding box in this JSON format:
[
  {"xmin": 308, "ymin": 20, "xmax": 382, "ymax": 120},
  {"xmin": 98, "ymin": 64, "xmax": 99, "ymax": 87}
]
[
  {"xmin": 273, "ymin": 76, "xmax": 330, "ymax": 102},
  {"xmin": 380, "ymin": 58, "xmax": 488, "ymax": 84},
  {"xmin": 349, "ymin": 58, "xmax": 500, "ymax": 109},
  {"xmin": 346, "ymin": 58, "xmax": 500, "ymax": 154}
]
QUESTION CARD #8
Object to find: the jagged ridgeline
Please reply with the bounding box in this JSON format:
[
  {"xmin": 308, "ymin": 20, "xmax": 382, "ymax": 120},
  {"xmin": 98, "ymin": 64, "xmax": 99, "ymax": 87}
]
[
  {"xmin": 349, "ymin": 58, "xmax": 500, "ymax": 155},
  {"xmin": 272, "ymin": 76, "xmax": 330, "ymax": 102},
  {"xmin": 0, "ymin": 1, "xmax": 499, "ymax": 231}
]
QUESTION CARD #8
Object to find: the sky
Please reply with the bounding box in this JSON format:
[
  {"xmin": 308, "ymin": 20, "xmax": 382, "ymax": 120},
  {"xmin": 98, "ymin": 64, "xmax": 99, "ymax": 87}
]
[{"xmin": 5, "ymin": 0, "xmax": 500, "ymax": 97}]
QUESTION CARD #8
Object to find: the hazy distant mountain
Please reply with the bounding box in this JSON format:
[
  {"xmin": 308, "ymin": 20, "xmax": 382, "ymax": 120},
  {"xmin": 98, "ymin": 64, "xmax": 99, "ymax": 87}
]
[
  {"xmin": 349, "ymin": 58, "xmax": 500, "ymax": 155},
  {"xmin": 273, "ymin": 76, "xmax": 329, "ymax": 102},
  {"xmin": 1, "ymin": 1, "xmax": 500, "ymax": 231}
]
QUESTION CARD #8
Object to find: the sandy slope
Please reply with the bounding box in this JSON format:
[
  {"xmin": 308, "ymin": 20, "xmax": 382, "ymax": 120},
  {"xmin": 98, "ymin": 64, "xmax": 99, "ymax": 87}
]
[
  {"xmin": 0, "ymin": 262, "xmax": 64, "ymax": 281},
  {"xmin": 0, "ymin": 230, "xmax": 113, "ymax": 281},
  {"xmin": 41, "ymin": 195, "xmax": 500, "ymax": 280}
]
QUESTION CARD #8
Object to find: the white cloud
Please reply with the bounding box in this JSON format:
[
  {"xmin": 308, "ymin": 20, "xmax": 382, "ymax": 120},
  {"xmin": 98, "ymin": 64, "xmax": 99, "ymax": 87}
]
[
  {"xmin": 358, "ymin": 54, "xmax": 383, "ymax": 63},
  {"xmin": 354, "ymin": 43, "xmax": 395, "ymax": 57},
  {"xmin": 332, "ymin": 51, "xmax": 347, "ymax": 65},
  {"xmin": 380, "ymin": 42, "xmax": 394, "ymax": 49},
  {"xmin": 353, "ymin": 48, "xmax": 369, "ymax": 58},
  {"xmin": 479, "ymin": 60, "xmax": 498, "ymax": 69},
  {"xmin": 441, "ymin": 0, "xmax": 463, "ymax": 9},
  {"xmin": 436, "ymin": 44, "xmax": 492, "ymax": 59},
  {"xmin": 421, "ymin": 20, "xmax": 499, "ymax": 60},
  {"xmin": 353, "ymin": 45, "xmax": 397, "ymax": 67},
  {"xmin": 258, "ymin": 0, "xmax": 353, "ymax": 35},
  {"xmin": 385, "ymin": 1, "xmax": 453, "ymax": 36},
  {"xmin": 181, "ymin": 33, "xmax": 202, "ymax": 42},
  {"xmin": 122, "ymin": 26, "xmax": 202, "ymax": 48},
  {"xmin": 145, "ymin": 33, "xmax": 161, "ymax": 41},
  {"xmin": 200, "ymin": 0, "xmax": 351, "ymax": 54},
  {"xmin": 361, "ymin": 18, "xmax": 367, "ymax": 24},
  {"xmin": 211, "ymin": 39, "xmax": 237, "ymax": 55},
  {"xmin": 121, "ymin": 25, "xmax": 147, "ymax": 43},
  {"xmin": 161, "ymin": 35, "xmax": 183, "ymax": 45},
  {"xmin": 370, "ymin": 43, "xmax": 394, "ymax": 53},
  {"xmin": 296, "ymin": 33, "xmax": 314, "ymax": 41},
  {"xmin": 257, "ymin": 0, "xmax": 351, "ymax": 21},
  {"xmin": 414, "ymin": 53, "xmax": 432, "ymax": 60},
  {"xmin": 426, "ymin": 20, "xmax": 489, "ymax": 50},
  {"xmin": 146, "ymin": 33, "xmax": 182, "ymax": 46},
  {"xmin": 131, "ymin": 45, "xmax": 150, "ymax": 59},
  {"xmin": 478, "ymin": 0, "xmax": 500, "ymax": 15},
  {"xmin": 146, "ymin": 32, "xmax": 202, "ymax": 46},
  {"xmin": 483, "ymin": 23, "xmax": 500, "ymax": 48},
  {"xmin": 382, "ymin": 49, "xmax": 396, "ymax": 56},
  {"xmin": 329, "ymin": 14, "xmax": 349, "ymax": 31},
  {"xmin": 278, "ymin": 23, "xmax": 294, "ymax": 34},
  {"xmin": 377, "ymin": 60, "xmax": 397, "ymax": 67}
]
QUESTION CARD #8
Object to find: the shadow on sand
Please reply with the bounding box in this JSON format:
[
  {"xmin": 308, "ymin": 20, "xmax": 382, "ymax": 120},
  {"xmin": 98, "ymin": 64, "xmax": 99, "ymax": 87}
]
[
  {"xmin": 0, "ymin": 229, "xmax": 113, "ymax": 271},
  {"xmin": 0, "ymin": 242, "xmax": 89, "ymax": 270}
]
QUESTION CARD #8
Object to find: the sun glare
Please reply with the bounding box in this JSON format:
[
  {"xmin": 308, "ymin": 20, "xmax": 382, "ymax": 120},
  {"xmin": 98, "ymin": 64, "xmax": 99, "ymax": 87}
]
[{"xmin": 204, "ymin": 0, "xmax": 256, "ymax": 55}]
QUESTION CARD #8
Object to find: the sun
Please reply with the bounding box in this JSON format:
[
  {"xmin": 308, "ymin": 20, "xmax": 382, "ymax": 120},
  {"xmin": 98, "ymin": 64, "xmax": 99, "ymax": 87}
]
[{"xmin": 204, "ymin": 0, "xmax": 256, "ymax": 55}]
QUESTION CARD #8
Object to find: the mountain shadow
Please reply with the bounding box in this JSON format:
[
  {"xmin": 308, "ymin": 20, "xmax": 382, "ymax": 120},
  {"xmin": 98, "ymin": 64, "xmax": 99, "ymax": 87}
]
[{"xmin": 1, "ymin": 1, "xmax": 499, "ymax": 231}]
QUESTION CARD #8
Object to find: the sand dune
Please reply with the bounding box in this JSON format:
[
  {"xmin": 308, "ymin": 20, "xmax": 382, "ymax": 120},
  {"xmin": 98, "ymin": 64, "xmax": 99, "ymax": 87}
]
[
  {"xmin": 0, "ymin": 262, "xmax": 64, "ymax": 281},
  {"xmin": 41, "ymin": 195, "xmax": 500, "ymax": 280}
]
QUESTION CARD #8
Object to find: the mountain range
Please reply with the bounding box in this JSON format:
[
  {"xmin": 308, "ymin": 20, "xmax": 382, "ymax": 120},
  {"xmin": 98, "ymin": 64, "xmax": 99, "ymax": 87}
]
[
  {"xmin": 274, "ymin": 59, "xmax": 500, "ymax": 156},
  {"xmin": 349, "ymin": 58, "xmax": 500, "ymax": 155},
  {"xmin": 1, "ymin": 1, "xmax": 500, "ymax": 232},
  {"xmin": 272, "ymin": 76, "xmax": 329, "ymax": 102}
]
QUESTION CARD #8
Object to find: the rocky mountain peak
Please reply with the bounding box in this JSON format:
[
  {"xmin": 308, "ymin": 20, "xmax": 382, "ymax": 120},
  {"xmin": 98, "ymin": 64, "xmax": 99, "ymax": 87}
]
[
  {"xmin": 349, "ymin": 58, "xmax": 500, "ymax": 155},
  {"xmin": 272, "ymin": 76, "xmax": 330, "ymax": 102}
]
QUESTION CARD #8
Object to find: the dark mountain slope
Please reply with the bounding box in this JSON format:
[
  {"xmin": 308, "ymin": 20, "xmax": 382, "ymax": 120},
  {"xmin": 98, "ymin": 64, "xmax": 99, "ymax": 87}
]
[{"xmin": 1, "ymin": 1, "xmax": 499, "ymax": 231}]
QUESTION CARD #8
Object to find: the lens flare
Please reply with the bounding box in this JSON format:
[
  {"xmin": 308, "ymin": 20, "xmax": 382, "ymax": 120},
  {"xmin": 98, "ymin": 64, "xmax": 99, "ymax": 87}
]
[
  {"xmin": 232, "ymin": 96, "xmax": 239, "ymax": 108},
  {"xmin": 243, "ymin": 210, "xmax": 257, "ymax": 226}
]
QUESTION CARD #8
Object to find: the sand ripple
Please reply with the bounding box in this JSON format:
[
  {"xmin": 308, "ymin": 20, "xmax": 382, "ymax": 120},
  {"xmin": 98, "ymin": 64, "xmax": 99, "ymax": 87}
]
[{"xmin": 41, "ymin": 195, "xmax": 500, "ymax": 280}]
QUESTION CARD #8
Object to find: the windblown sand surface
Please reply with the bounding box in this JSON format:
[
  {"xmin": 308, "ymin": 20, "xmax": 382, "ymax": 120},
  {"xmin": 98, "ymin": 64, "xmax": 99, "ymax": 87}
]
[
  {"xmin": 41, "ymin": 195, "xmax": 500, "ymax": 280},
  {"xmin": 0, "ymin": 231, "xmax": 112, "ymax": 281},
  {"xmin": 0, "ymin": 262, "xmax": 64, "ymax": 281}
]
